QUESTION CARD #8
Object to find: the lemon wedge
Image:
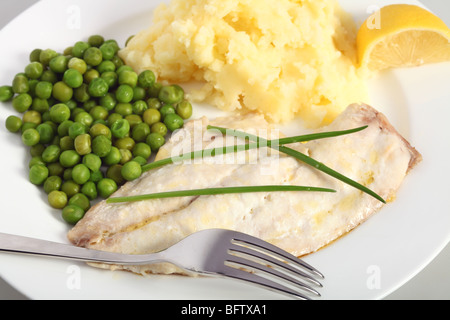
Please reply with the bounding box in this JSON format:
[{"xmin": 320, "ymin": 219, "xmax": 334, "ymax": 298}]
[{"xmin": 357, "ymin": 4, "xmax": 450, "ymax": 71}]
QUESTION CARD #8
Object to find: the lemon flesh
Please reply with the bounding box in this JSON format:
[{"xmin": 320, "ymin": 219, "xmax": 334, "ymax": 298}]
[{"xmin": 357, "ymin": 4, "xmax": 450, "ymax": 71}]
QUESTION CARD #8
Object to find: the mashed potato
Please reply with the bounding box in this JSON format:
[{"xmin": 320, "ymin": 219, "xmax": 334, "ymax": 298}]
[{"xmin": 120, "ymin": 0, "xmax": 368, "ymax": 127}]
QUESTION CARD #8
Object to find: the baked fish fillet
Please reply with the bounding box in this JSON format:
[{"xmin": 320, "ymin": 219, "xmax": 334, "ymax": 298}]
[{"xmin": 68, "ymin": 103, "xmax": 422, "ymax": 275}]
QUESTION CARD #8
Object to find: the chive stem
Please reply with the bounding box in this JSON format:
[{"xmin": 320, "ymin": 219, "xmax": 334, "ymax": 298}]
[
  {"xmin": 141, "ymin": 126, "xmax": 368, "ymax": 172},
  {"xmin": 107, "ymin": 185, "xmax": 336, "ymax": 204},
  {"xmin": 209, "ymin": 126, "xmax": 386, "ymax": 204}
]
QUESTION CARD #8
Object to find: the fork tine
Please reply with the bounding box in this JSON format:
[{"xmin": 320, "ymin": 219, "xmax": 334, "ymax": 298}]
[
  {"xmin": 222, "ymin": 262, "xmax": 318, "ymax": 300},
  {"xmin": 229, "ymin": 245, "xmax": 322, "ymax": 287},
  {"xmin": 231, "ymin": 232, "xmax": 324, "ymax": 279}
]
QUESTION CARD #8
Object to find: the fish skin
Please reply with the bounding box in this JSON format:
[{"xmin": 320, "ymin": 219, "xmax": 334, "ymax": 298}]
[{"xmin": 67, "ymin": 104, "xmax": 422, "ymax": 275}]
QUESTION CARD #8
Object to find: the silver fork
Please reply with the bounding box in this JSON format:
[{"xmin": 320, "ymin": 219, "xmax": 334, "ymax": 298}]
[{"xmin": 0, "ymin": 229, "xmax": 324, "ymax": 299}]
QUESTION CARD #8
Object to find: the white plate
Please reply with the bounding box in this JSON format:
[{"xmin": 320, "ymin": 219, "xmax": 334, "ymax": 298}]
[{"xmin": 0, "ymin": 0, "xmax": 449, "ymax": 300}]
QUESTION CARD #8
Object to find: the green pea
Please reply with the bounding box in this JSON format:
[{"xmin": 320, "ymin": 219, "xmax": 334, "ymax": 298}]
[
  {"xmin": 100, "ymin": 71, "xmax": 118, "ymax": 89},
  {"xmin": 47, "ymin": 190, "xmax": 68, "ymax": 209},
  {"xmin": 89, "ymin": 106, "xmax": 109, "ymax": 121},
  {"xmin": 59, "ymin": 150, "xmax": 81, "ymax": 168},
  {"xmin": 50, "ymin": 103, "xmax": 71, "ymax": 123},
  {"xmin": 138, "ymin": 70, "xmax": 156, "ymax": 88},
  {"xmin": 82, "ymin": 153, "xmax": 102, "ymax": 172},
  {"xmin": 143, "ymin": 108, "xmax": 161, "ymax": 126},
  {"xmin": 40, "ymin": 70, "xmax": 58, "ymax": 84},
  {"xmin": 12, "ymin": 74, "xmax": 29, "ymax": 94},
  {"xmin": 88, "ymin": 77, "xmax": 109, "ymax": 98},
  {"xmin": 72, "ymin": 41, "xmax": 91, "ymax": 59},
  {"xmin": 125, "ymin": 114, "xmax": 143, "ymax": 128},
  {"xmin": 151, "ymin": 122, "xmax": 168, "ymax": 136},
  {"xmin": 97, "ymin": 60, "xmax": 116, "ymax": 73},
  {"xmin": 21, "ymin": 122, "xmax": 38, "ymax": 133},
  {"xmin": 0, "ymin": 85, "xmax": 14, "ymax": 102},
  {"xmin": 73, "ymin": 84, "xmax": 90, "ymax": 103},
  {"xmin": 110, "ymin": 119, "xmax": 130, "ymax": 139},
  {"xmin": 132, "ymin": 142, "xmax": 151, "ymax": 160},
  {"xmin": 49, "ymin": 55, "xmax": 69, "ymax": 73},
  {"xmin": 92, "ymin": 135, "xmax": 112, "ymax": 157},
  {"xmin": 22, "ymin": 128, "xmax": 40, "ymax": 146},
  {"xmin": 57, "ymin": 120, "xmax": 74, "ymax": 136},
  {"xmin": 59, "ymin": 136, "xmax": 74, "ymax": 151},
  {"xmin": 36, "ymin": 123, "xmax": 54, "ymax": 144},
  {"xmin": 22, "ymin": 110, "xmax": 41, "ymax": 125},
  {"xmin": 119, "ymin": 148, "xmax": 133, "ymax": 165},
  {"xmin": 81, "ymin": 181, "xmax": 98, "ymax": 200},
  {"xmin": 68, "ymin": 122, "xmax": 87, "ymax": 139},
  {"xmin": 47, "ymin": 162, "xmax": 64, "ymax": 177},
  {"xmin": 99, "ymin": 93, "xmax": 117, "ymax": 111},
  {"xmin": 68, "ymin": 57, "xmax": 88, "ymax": 75},
  {"xmin": 132, "ymin": 100, "xmax": 148, "ymax": 115},
  {"xmin": 5, "ymin": 115, "xmax": 23, "ymax": 133},
  {"xmin": 118, "ymin": 70, "xmax": 138, "ymax": 87},
  {"xmin": 29, "ymin": 156, "xmax": 45, "ymax": 168},
  {"xmin": 132, "ymin": 122, "xmax": 150, "ymax": 142},
  {"xmin": 107, "ymin": 113, "xmax": 123, "ymax": 127},
  {"xmin": 74, "ymin": 134, "xmax": 92, "ymax": 156},
  {"xmin": 29, "ymin": 49, "xmax": 42, "ymax": 62},
  {"xmin": 52, "ymin": 81, "xmax": 73, "ymax": 103},
  {"xmin": 68, "ymin": 193, "xmax": 90, "ymax": 212},
  {"xmin": 159, "ymin": 104, "xmax": 176, "ymax": 119},
  {"xmin": 29, "ymin": 164, "xmax": 49, "ymax": 185},
  {"xmin": 97, "ymin": 178, "xmax": 118, "ymax": 198},
  {"xmin": 164, "ymin": 113, "xmax": 184, "ymax": 132},
  {"xmin": 43, "ymin": 176, "xmax": 62, "ymax": 194},
  {"xmin": 72, "ymin": 164, "xmax": 91, "ymax": 185},
  {"xmin": 31, "ymin": 98, "xmax": 50, "ymax": 114},
  {"xmin": 111, "ymin": 54, "xmax": 124, "ymax": 69},
  {"xmin": 63, "ymin": 69, "xmax": 83, "ymax": 88},
  {"xmin": 106, "ymin": 164, "xmax": 125, "ymax": 186},
  {"xmin": 103, "ymin": 146, "xmax": 122, "ymax": 166},
  {"xmin": 88, "ymin": 35, "xmax": 105, "ymax": 47},
  {"xmin": 132, "ymin": 87, "xmax": 146, "ymax": 101},
  {"xmin": 24, "ymin": 62, "xmax": 44, "ymax": 80},
  {"xmin": 39, "ymin": 49, "xmax": 58, "ymax": 67},
  {"xmin": 74, "ymin": 111, "xmax": 93, "ymax": 128},
  {"xmin": 62, "ymin": 204, "xmax": 85, "ymax": 225},
  {"xmin": 115, "ymin": 84, "xmax": 134, "ymax": 103},
  {"xmin": 89, "ymin": 170, "xmax": 104, "ymax": 183},
  {"xmin": 35, "ymin": 81, "xmax": 53, "ymax": 99},
  {"xmin": 114, "ymin": 137, "xmax": 135, "ymax": 151},
  {"xmin": 132, "ymin": 156, "xmax": 147, "ymax": 166},
  {"xmin": 159, "ymin": 85, "xmax": 184, "ymax": 105},
  {"xmin": 115, "ymin": 103, "xmax": 133, "ymax": 116},
  {"xmin": 84, "ymin": 69, "xmax": 100, "ymax": 84},
  {"xmin": 117, "ymin": 65, "xmax": 134, "ymax": 75},
  {"xmin": 99, "ymin": 43, "xmax": 117, "ymax": 61},
  {"xmin": 84, "ymin": 47, "xmax": 103, "ymax": 67},
  {"xmin": 146, "ymin": 133, "xmax": 165, "ymax": 151},
  {"xmin": 89, "ymin": 123, "xmax": 111, "ymax": 139},
  {"xmin": 42, "ymin": 145, "xmax": 61, "ymax": 163},
  {"xmin": 12, "ymin": 93, "xmax": 33, "ymax": 113},
  {"xmin": 61, "ymin": 180, "xmax": 80, "ymax": 198},
  {"xmin": 177, "ymin": 100, "xmax": 193, "ymax": 120},
  {"xmin": 30, "ymin": 144, "xmax": 45, "ymax": 157},
  {"xmin": 121, "ymin": 161, "xmax": 142, "ymax": 181},
  {"xmin": 147, "ymin": 97, "xmax": 161, "ymax": 110}
]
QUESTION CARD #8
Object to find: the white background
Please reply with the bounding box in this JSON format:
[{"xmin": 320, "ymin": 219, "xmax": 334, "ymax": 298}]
[{"xmin": 0, "ymin": 0, "xmax": 449, "ymax": 300}]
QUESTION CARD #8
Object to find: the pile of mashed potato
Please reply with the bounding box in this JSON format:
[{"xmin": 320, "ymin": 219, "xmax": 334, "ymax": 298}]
[{"xmin": 120, "ymin": 0, "xmax": 369, "ymax": 127}]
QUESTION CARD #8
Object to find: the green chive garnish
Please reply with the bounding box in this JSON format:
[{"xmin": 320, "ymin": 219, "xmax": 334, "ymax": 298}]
[
  {"xmin": 107, "ymin": 185, "xmax": 336, "ymax": 204},
  {"xmin": 141, "ymin": 126, "xmax": 368, "ymax": 172},
  {"xmin": 208, "ymin": 125, "xmax": 386, "ymax": 204}
]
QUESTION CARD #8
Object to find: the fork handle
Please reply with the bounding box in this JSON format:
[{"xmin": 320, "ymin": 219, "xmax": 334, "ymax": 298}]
[{"xmin": 0, "ymin": 232, "xmax": 164, "ymax": 265}]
